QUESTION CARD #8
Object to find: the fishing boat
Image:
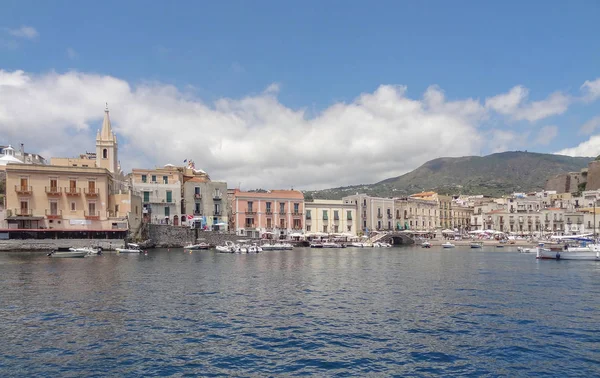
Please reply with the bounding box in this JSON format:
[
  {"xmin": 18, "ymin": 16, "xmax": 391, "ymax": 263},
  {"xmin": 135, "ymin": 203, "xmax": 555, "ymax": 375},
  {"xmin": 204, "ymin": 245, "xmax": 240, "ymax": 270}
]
[
  {"xmin": 48, "ymin": 247, "xmax": 88, "ymax": 258},
  {"xmin": 470, "ymin": 242, "xmax": 483, "ymax": 249},
  {"xmin": 536, "ymin": 243, "xmax": 600, "ymax": 261},
  {"xmin": 115, "ymin": 243, "xmax": 142, "ymax": 253},
  {"xmin": 441, "ymin": 242, "xmax": 455, "ymax": 249}
]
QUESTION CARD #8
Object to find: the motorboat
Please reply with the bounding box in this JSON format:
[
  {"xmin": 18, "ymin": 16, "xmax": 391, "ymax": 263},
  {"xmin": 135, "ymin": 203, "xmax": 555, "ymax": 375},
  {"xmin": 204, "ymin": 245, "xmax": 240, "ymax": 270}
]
[
  {"xmin": 536, "ymin": 243, "xmax": 600, "ymax": 261},
  {"xmin": 262, "ymin": 242, "xmax": 293, "ymax": 251},
  {"xmin": 115, "ymin": 243, "xmax": 142, "ymax": 253},
  {"xmin": 421, "ymin": 241, "xmax": 431, "ymax": 248},
  {"xmin": 323, "ymin": 241, "xmax": 344, "ymax": 248},
  {"xmin": 518, "ymin": 247, "xmax": 536, "ymax": 253},
  {"xmin": 373, "ymin": 242, "xmax": 392, "ymax": 248},
  {"xmin": 68, "ymin": 246, "xmax": 103, "ymax": 255},
  {"xmin": 310, "ymin": 242, "xmax": 324, "ymax": 248},
  {"xmin": 48, "ymin": 247, "xmax": 88, "ymax": 258},
  {"xmin": 183, "ymin": 242, "xmax": 211, "ymax": 250},
  {"xmin": 470, "ymin": 242, "xmax": 483, "ymax": 249},
  {"xmin": 350, "ymin": 242, "xmax": 366, "ymax": 248},
  {"xmin": 216, "ymin": 241, "xmax": 238, "ymax": 253},
  {"xmin": 441, "ymin": 242, "xmax": 455, "ymax": 249}
]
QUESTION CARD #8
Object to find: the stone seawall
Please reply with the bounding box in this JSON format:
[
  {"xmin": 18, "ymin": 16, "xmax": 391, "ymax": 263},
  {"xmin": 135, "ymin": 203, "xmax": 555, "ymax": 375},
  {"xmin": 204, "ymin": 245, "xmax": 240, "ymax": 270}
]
[
  {"xmin": 147, "ymin": 224, "xmax": 259, "ymax": 248},
  {"xmin": 0, "ymin": 239, "xmax": 125, "ymax": 252}
]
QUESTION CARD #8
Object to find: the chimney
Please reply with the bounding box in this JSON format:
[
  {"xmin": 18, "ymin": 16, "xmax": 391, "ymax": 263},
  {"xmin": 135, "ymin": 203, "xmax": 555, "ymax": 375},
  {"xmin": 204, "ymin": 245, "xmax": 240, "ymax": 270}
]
[{"xmin": 20, "ymin": 143, "xmax": 24, "ymax": 158}]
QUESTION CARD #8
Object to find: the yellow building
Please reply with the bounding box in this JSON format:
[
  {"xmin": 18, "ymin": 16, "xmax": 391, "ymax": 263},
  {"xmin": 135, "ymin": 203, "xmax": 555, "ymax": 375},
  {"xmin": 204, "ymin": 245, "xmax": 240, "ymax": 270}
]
[{"xmin": 305, "ymin": 199, "xmax": 357, "ymax": 236}]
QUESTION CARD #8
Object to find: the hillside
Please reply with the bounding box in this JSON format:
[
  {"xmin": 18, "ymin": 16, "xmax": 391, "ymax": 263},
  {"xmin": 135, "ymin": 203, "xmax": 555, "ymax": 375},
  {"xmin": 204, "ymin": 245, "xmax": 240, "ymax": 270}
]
[{"xmin": 304, "ymin": 151, "xmax": 593, "ymax": 200}]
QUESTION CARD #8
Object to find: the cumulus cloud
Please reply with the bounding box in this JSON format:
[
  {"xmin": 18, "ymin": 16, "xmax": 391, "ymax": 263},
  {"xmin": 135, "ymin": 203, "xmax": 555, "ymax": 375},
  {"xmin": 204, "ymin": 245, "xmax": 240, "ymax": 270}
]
[
  {"xmin": 485, "ymin": 86, "xmax": 570, "ymax": 122},
  {"xmin": 7, "ymin": 26, "xmax": 38, "ymax": 39},
  {"xmin": 0, "ymin": 69, "xmax": 491, "ymax": 189},
  {"xmin": 556, "ymin": 136, "xmax": 600, "ymax": 157},
  {"xmin": 534, "ymin": 125, "xmax": 558, "ymax": 146},
  {"xmin": 487, "ymin": 129, "xmax": 529, "ymax": 153}
]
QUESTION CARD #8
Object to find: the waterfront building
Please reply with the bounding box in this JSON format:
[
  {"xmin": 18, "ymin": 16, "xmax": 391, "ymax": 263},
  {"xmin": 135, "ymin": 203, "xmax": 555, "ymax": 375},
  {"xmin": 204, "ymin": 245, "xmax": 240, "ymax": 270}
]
[
  {"xmin": 305, "ymin": 199, "xmax": 357, "ymax": 236},
  {"xmin": 342, "ymin": 194, "xmax": 395, "ymax": 233},
  {"xmin": 131, "ymin": 165, "xmax": 183, "ymax": 226},
  {"xmin": 394, "ymin": 197, "xmax": 438, "ymax": 231},
  {"xmin": 451, "ymin": 205, "xmax": 473, "ymax": 231},
  {"xmin": 0, "ymin": 106, "xmax": 141, "ymax": 238},
  {"xmin": 181, "ymin": 165, "xmax": 228, "ymax": 231},
  {"xmin": 0, "ymin": 144, "xmax": 46, "ymax": 165},
  {"xmin": 231, "ymin": 189, "xmax": 304, "ymax": 238},
  {"xmin": 436, "ymin": 194, "xmax": 452, "ymax": 229}
]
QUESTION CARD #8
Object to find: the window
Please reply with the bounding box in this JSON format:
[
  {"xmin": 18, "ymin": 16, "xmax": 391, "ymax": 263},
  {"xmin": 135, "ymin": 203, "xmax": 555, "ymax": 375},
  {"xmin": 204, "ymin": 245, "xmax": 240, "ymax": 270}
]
[
  {"xmin": 245, "ymin": 217, "xmax": 254, "ymax": 227},
  {"xmin": 334, "ymin": 210, "xmax": 339, "ymax": 220},
  {"xmin": 334, "ymin": 225, "xmax": 339, "ymax": 233},
  {"xmin": 151, "ymin": 175, "xmax": 157, "ymax": 183},
  {"xmin": 49, "ymin": 201, "xmax": 58, "ymax": 216},
  {"xmin": 88, "ymin": 180, "xmax": 96, "ymax": 193},
  {"xmin": 70, "ymin": 202, "xmax": 76, "ymax": 211},
  {"xmin": 143, "ymin": 191, "xmax": 150, "ymax": 202},
  {"xmin": 214, "ymin": 203, "xmax": 220, "ymax": 215},
  {"xmin": 88, "ymin": 202, "xmax": 96, "ymax": 216},
  {"xmin": 115, "ymin": 205, "xmax": 119, "ymax": 213},
  {"xmin": 20, "ymin": 200, "xmax": 28, "ymax": 215},
  {"xmin": 306, "ymin": 210, "xmax": 311, "ymax": 219},
  {"xmin": 293, "ymin": 219, "xmax": 301, "ymax": 229},
  {"xmin": 164, "ymin": 206, "xmax": 170, "ymax": 216},
  {"xmin": 266, "ymin": 202, "xmax": 272, "ymax": 213},
  {"xmin": 293, "ymin": 203, "xmax": 299, "ymax": 214},
  {"xmin": 166, "ymin": 191, "xmax": 172, "ymax": 203},
  {"xmin": 280, "ymin": 219, "xmax": 285, "ymax": 228},
  {"xmin": 248, "ymin": 201, "xmax": 254, "ymax": 212},
  {"xmin": 279, "ymin": 203, "xmax": 285, "ymax": 214},
  {"xmin": 49, "ymin": 178, "xmax": 58, "ymax": 191},
  {"xmin": 194, "ymin": 187, "xmax": 200, "ymax": 195},
  {"xmin": 306, "ymin": 225, "xmax": 311, "ymax": 232},
  {"xmin": 266, "ymin": 218, "xmax": 272, "ymax": 228},
  {"xmin": 347, "ymin": 211, "xmax": 352, "ymax": 220},
  {"xmin": 363, "ymin": 220, "xmax": 366, "ymax": 228},
  {"xmin": 141, "ymin": 175, "xmax": 147, "ymax": 183},
  {"xmin": 163, "ymin": 176, "xmax": 168, "ymax": 184},
  {"xmin": 323, "ymin": 225, "xmax": 328, "ymax": 233},
  {"xmin": 347, "ymin": 225, "xmax": 352, "ymax": 232},
  {"xmin": 195, "ymin": 203, "xmax": 201, "ymax": 214},
  {"xmin": 323, "ymin": 210, "xmax": 328, "ymax": 220},
  {"xmin": 102, "ymin": 149, "xmax": 107, "ymax": 159}
]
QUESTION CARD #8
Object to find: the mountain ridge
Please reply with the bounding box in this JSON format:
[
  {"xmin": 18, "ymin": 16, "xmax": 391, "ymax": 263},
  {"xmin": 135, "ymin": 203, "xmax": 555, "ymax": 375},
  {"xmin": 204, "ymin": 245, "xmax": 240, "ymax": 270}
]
[{"xmin": 303, "ymin": 151, "xmax": 593, "ymax": 200}]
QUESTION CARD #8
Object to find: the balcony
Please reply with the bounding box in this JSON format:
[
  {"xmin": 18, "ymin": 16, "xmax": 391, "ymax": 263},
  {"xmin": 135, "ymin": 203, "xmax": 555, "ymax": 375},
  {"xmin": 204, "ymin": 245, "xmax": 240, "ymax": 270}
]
[
  {"xmin": 245, "ymin": 209, "xmax": 256, "ymax": 215},
  {"xmin": 193, "ymin": 211, "xmax": 203, "ymax": 216},
  {"xmin": 85, "ymin": 210, "xmax": 100, "ymax": 220},
  {"xmin": 213, "ymin": 194, "xmax": 222, "ymax": 201},
  {"xmin": 266, "ymin": 210, "xmax": 273, "ymax": 215},
  {"xmin": 245, "ymin": 224, "xmax": 255, "ymax": 228},
  {"xmin": 45, "ymin": 209, "xmax": 62, "ymax": 219},
  {"xmin": 11, "ymin": 208, "xmax": 32, "ymax": 217},
  {"xmin": 194, "ymin": 193, "xmax": 202, "ymax": 200},
  {"xmin": 64, "ymin": 187, "xmax": 81, "ymax": 196},
  {"xmin": 292, "ymin": 212, "xmax": 303, "ymax": 216},
  {"xmin": 279, "ymin": 211, "xmax": 286, "ymax": 215},
  {"xmin": 214, "ymin": 210, "xmax": 222, "ymax": 216},
  {"xmin": 292, "ymin": 226, "xmax": 303, "ymax": 230},
  {"xmin": 377, "ymin": 214, "xmax": 383, "ymax": 219},
  {"xmin": 387, "ymin": 213, "xmax": 393, "ymax": 219},
  {"xmin": 45, "ymin": 186, "xmax": 62, "ymax": 196},
  {"xmin": 84, "ymin": 187, "xmax": 99, "ymax": 197},
  {"xmin": 15, "ymin": 185, "xmax": 32, "ymax": 195},
  {"xmin": 305, "ymin": 214, "xmax": 311, "ymax": 220}
]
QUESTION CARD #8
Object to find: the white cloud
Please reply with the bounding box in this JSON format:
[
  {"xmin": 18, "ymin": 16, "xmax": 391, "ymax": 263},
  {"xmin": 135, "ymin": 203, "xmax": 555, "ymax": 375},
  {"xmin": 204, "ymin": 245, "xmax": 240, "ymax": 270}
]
[
  {"xmin": 66, "ymin": 47, "xmax": 78, "ymax": 59},
  {"xmin": 0, "ymin": 69, "xmax": 489, "ymax": 190},
  {"xmin": 578, "ymin": 116, "xmax": 600, "ymax": 135},
  {"xmin": 556, "ymin": 136, "xmax": 600, "ymax": 157},
  {"xmin": 581, "ymin": 78, "xmax": 600, "ymax": 103},
  {"xmin": 534, "ymin": 125, "xmax": 558, "ymax": 146},
  {"xmin": 485, "ymin": 86, "xmax": 570, "ymax": 122},
  {"xmin": 7, "ymin": 26, "xmax": 38, "ymax": 39},
  {"xmin": 487, "ymin": 129, "xmax": 529, "ymax": 153}
]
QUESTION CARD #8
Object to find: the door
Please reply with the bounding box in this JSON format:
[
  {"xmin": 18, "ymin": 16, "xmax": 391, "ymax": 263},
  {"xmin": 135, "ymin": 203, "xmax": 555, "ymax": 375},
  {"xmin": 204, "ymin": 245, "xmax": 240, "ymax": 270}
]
[
  {"xmin": 70, "ymin": 180, "xmax": 76, "ymax": 194},
  {"xmin": 88, "ymin": 202, "xmax": 96, "ymax": 216},
  {"xmin": 20, "ymin": 200, "xmax": 28, "ymax": 215},
  {"xmin": 20, "ymin": 178, "xmax": 28, "ymax": 191},
  {"xmin": 50, "ymin": 201, "xmax": 58, "ymax": 215},
  {"xmin": 88, "ymin": 181, "xmax": 96, "ymax": 194}
]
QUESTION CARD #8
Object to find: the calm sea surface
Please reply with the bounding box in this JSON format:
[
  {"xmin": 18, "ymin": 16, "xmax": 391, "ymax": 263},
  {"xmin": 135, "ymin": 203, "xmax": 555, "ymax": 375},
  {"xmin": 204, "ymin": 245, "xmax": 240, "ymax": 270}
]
[{"xmin": 1, "ymin": 246, "xmax": 599, "ymax": 377}]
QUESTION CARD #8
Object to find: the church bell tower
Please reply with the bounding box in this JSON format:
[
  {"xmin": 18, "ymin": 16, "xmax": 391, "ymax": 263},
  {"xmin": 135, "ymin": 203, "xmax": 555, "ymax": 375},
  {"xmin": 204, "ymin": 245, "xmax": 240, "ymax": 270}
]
[{"xmin": 96, "ymin": 103, "xmax": 118, "ymax": 174}]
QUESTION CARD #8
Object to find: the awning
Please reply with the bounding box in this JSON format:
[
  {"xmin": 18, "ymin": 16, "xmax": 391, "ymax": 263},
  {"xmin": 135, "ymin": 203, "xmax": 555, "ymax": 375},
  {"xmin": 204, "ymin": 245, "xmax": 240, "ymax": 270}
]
[{"xmin": 6, "ymin": 216, "xmax": 44, "ymax": 221}]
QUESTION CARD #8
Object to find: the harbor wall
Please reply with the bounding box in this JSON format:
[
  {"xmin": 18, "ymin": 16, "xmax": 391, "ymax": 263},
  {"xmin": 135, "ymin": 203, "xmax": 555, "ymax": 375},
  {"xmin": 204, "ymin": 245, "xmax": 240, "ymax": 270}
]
[
  {"xmin": 0, "ymin": 239, "xmax": 125, "ymax": 252},
  {"xmin": 147, "ymin": 224, "xmax": 255, "ymax": 248}
]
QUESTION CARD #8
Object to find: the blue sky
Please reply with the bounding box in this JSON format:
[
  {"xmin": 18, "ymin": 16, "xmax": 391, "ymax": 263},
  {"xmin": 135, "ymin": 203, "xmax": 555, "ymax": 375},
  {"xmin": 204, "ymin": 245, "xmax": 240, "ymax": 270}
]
[{"xmin": 1, "ymin": 1, "xmax": 600, "ymax": 189}]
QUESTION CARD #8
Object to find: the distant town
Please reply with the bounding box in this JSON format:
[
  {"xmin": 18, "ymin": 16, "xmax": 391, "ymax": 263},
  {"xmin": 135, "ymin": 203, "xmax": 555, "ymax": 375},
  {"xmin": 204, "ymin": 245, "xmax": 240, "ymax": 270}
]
[{"xmin": 1, "ymin": 106, "xmax": 599, "ymax": 243}]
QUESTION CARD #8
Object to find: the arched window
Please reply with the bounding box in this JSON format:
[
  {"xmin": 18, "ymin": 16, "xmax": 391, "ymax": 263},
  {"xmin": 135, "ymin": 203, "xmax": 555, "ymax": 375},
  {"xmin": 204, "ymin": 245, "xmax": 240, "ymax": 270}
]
[{"xmin": 103, "ymin": 149, "xmax": 107, "ymax": 159}]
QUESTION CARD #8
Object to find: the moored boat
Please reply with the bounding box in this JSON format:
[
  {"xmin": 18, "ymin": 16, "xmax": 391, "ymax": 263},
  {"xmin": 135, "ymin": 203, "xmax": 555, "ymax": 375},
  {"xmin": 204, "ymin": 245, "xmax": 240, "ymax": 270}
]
[
  {"xmin": 441, "ymin": 242, "xmax": 455, "ymax": 249},
  {"xmin": 421, "ymin": 241, "xmax": 431, "ymax": 248},
  {"xmin": 470, "ymin": 242, "xmax": 483, "ymax": 249},
  {"xmin": 115, "ymin": 243, "xmax": 142, "ymax": 253},
  {"xmin": 536, "ymin": 244, "xmax": 600, "ymax": 261},
  {"xmin": 48, "ymin": 247, "xmax": 88, "ymax": 258},
  {"xmin": 183, "ymin": 242, "xmax": 211, "ymax": 250},
  {"xmin": 323, "ymin": 241, "xmax": 344, "ymax": 248}
]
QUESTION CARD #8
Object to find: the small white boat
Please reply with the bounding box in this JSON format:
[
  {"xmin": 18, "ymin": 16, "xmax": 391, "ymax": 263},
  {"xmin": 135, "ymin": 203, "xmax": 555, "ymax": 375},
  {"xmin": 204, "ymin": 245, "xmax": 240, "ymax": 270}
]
[
  {"xmin": 183, "ymin": 242, "xmax": 211, "ymax": 250},
  {"xmin": 441, "ymin": 242, "xmax": 455, "ymax": 249},
  {"xmin": 323, "ymin": 242, "xmax": 343, "ymax": 248},
  {"xmin": 518, "ymin": 247, "xmax": 535, "ymax": 253},
  {"xmin": 48, "ymin": 248, "xmax": 87, "ymax": 258},
  {"xmin": 115, "ymin": 243, "xmax": 142, "ymax": 253},
  {"xmin": 373, "ymin": 242, "xmax": 392, "ymax": 248},
  {"xmin": 536, "ymin": 243, "xmax": 600, "ymax": 261},
  {"xmin": 310, "ymin": 242, "xmax": 324, "ymax": 248},
  {"xmin": 216, "ymin": 241, "xmax": 238, "ymax": 253},
  {"xmin": 470, "ymin": 242, "xmax": 483, "ymax": 249},
  {"xmin": 421, "ymin": 241, "xmax": 431, "ymax": 248},
  {"xmin": 350, "ymin": 242, "xmax": 365, "ymax": 248},
  {"xmin": 69, "ymin": 246, "xmax": 103, "ymax": 255}
]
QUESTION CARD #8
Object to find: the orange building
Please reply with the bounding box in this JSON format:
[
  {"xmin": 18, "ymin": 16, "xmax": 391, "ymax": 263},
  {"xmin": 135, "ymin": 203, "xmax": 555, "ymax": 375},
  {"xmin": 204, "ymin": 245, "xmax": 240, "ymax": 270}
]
[{"xmin": 231, "ymin": 189, "xmax": 304, "ymax": 239}]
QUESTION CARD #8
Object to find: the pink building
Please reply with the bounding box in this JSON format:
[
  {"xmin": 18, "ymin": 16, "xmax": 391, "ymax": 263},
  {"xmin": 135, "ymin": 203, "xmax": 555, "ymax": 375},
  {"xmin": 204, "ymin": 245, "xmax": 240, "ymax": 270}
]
[{"xmin": 231, "ymin": 189, "xmax": 304, "ymax": 239}]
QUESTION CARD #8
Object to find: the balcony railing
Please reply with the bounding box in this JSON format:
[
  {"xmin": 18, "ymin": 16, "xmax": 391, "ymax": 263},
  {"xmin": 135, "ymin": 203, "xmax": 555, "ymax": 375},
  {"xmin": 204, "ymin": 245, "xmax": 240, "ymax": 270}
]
[
  {"xmin": 15, "ymin": 185, "xmax": 32, "ymax": 195},
  {"xmin": 64, "ymin": 187, "xmax": 81, "ymax": 196},
  {"xmin": 266, "ymin": 210, "xmax": 273, "ymax": 215},
  {"xmin": 194, "ymin": 193, "xmax": 202, "ymax": 199},
  {"xmin": 279, "ymin": 211, "xmax": 286, "ymax": 215},
  {"xmin": 45, "ymin": 209, "xmax": 62, "ymax": 219},
  {"xmin": 292, "ymin": 212, "xmax": 303, "ymax": 216},
  {"xmin": 45, "ymin": 186, "xmax": 62, "ymax": 195},
  {"xmin": 387, "ymin": 213, "xmax": 393, "ymax": 219},
  {"xmin": 193, "ymin": 211, "xmax": 203, "ymax": 216},
  {"xmin": 213, "ymin": 194, "xmax": 222, "ymax": 200},
  {"xmin": 245, "ymin": 223, "xmax": 255, "ymax": 228},
  {"xmin": 84, "ymin": 210, "xmax": 100, "ymax": 220},
  {"xmin": 377, "ymin": 214, "xmax": 383, "ymax": 218},
  {"xmin": 245, "ymin": 209, "xmax": 256, "ymax": 215},
  {"xmin": 84, "ymin": 187, "xmax": 99, "ymax": 196},
  {"xmin": 12, "ymin": 208, "xmax": 32, "ymax": 216},
  {"xmin": 305, "ymin": 214, "xmax": 311, "ymax": 219},
  {"xmin": 333, "ymin": 216, "xmax": 340, "ymax": 221},
  {"xmin": 214, "ymin": 211, "xmax": 222, "ymax": 216}
]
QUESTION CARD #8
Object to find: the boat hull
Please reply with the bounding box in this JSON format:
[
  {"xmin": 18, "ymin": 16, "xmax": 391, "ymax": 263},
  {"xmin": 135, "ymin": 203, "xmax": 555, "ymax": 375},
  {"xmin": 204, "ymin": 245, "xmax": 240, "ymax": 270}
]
[
  {"xmin": 50, "ymin": 251, "xmax": 87, "ymax": 258},
  {"xmin": 537, "ymin": 249, "xmax": 600, "ymax": 261},
  {"xmin": 116, "ymin": 249, "xmax": 142, "ymax": 253}
]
